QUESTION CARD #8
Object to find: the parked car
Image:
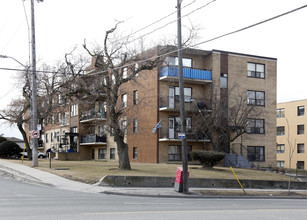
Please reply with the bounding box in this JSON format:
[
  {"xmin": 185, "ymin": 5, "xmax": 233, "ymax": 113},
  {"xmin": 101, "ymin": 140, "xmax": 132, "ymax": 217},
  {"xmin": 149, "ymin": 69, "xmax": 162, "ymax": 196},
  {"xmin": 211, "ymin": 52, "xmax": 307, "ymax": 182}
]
[{"xmin": 19, "ymin": 151, "xmax": 46, "ymax": 158}]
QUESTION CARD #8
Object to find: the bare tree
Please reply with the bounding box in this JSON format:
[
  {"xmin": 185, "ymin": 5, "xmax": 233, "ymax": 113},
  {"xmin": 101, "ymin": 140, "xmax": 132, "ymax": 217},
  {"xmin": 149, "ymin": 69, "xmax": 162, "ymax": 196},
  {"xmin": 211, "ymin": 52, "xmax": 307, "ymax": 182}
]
[
  {"xmin": 64, "ymin": 23, "xmax": 163, "ymax": 170},
  {"xmin": 193, "ymin": 87, "xmax": 260, "ymax": 152}
]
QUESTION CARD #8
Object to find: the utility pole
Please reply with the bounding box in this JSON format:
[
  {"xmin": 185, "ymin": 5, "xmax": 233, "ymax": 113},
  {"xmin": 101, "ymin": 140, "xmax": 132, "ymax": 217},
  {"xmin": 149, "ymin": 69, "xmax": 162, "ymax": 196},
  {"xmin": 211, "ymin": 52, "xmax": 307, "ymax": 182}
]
[
  {"xmin": 177, "ymin": 0, "xmax": 188, "ymax": 194},
  {"xmin": 30, "ymin": 0, "xmax": 42, "ymax": 167}
]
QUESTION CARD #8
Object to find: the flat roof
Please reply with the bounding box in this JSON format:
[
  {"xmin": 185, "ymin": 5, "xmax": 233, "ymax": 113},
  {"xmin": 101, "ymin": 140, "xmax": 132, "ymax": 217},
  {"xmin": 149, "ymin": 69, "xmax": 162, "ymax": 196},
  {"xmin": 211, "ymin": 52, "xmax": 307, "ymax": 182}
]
[{"xmin": 213, "ymin": 49, "xmax": 277, "ymax": 61}]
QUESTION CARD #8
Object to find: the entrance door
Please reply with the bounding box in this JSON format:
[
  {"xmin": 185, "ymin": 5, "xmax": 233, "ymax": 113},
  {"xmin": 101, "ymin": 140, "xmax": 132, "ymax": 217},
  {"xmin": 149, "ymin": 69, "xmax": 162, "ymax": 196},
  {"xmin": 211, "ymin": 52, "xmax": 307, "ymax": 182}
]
[
  {"xmin": 169, "ymin": 86, "xmax": 174, "ymax": 109},
  {"xmin": 169, "ymin": 118, "xmax": 175, "ymax": 139}
]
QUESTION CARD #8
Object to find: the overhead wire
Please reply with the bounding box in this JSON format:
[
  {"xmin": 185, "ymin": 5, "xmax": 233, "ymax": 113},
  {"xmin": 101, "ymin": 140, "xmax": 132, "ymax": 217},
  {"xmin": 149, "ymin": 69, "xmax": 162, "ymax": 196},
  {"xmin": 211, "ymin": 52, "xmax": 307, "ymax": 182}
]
[
  {"xmin": 125, "ymin": 0, "xmax": 216, "ymax": 45},
  {"xmin": 113, "ymin": 0, "xmax": 200, "ymax": 44},
  {"xmin": 0, "ymin": 4, "xmax": 306, "ymax": 76}
]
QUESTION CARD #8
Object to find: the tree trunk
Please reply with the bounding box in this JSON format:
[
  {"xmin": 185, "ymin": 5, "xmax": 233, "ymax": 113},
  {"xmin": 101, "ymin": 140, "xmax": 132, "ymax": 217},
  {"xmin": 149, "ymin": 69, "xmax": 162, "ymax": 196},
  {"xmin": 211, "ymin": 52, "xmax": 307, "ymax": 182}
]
[
  {"xmin": 17, "ymin": 123, "xmax": 32, "ymax": 160},
  {"xmin": 115, "ymin": 135, "xmax": 131, "ymax": 170}
]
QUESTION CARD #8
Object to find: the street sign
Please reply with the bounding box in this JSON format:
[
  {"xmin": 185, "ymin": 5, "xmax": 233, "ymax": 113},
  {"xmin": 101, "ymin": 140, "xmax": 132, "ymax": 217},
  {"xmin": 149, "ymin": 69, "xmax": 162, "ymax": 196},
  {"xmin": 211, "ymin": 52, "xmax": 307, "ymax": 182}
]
[
  {"xmin": 32, "ymin": 130, "xmax": 39, "ymax": 138},
  {"xmin": 178, "ymin": 132, "xmax": 185, "ymax": 139}
]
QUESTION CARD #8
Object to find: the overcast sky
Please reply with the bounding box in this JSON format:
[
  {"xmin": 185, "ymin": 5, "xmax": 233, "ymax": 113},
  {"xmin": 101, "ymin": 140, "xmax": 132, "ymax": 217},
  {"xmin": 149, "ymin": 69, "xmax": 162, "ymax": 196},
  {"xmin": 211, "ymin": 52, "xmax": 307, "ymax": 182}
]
[{"xmin": 0, "ymin": 0, "xmax": 306, "ymax": 138}]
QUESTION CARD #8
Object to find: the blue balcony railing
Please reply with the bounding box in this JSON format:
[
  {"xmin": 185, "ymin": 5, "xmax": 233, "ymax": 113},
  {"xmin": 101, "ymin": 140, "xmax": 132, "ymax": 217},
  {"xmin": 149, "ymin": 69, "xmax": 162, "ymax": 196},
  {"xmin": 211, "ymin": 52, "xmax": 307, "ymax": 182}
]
[{"xmin": 161, "ymin": 66, "xmax": 211, "ymax": 80}]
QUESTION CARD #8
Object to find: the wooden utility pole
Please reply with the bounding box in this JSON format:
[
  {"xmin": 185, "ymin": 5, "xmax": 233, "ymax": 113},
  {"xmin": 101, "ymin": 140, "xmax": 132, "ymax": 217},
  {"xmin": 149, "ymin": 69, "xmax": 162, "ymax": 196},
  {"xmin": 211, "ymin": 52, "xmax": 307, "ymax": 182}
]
[{"xmin": 177, "ymin": 0, "xmax": 189, "ymax": 194}]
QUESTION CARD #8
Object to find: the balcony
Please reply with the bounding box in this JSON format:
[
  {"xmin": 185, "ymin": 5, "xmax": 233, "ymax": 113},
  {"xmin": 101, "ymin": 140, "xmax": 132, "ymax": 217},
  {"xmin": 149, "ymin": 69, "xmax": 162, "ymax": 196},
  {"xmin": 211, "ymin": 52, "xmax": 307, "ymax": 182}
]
[
  {"xmin": 159, "ymin": 126, "xmax": 209, "ymax": 142},
  {"xmin": 80, "ymin": 134, "xmax": 107, "ymax": 145},
  {"xmin": 159, "ymin": 96, "xmax": 211, "ymax": 112},
  {"xmin": 80, "ymin": 110, "xmax": 107, "ymax": 123},
  {"xmin": 160, "ymin": 66, "xmax": 212, "ymax": 84}
]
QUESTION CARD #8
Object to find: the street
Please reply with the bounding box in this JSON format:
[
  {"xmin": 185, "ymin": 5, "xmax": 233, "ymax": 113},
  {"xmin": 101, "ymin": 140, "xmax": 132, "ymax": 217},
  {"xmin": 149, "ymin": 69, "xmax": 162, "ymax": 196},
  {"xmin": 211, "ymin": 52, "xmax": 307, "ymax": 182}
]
[{"xmin": 1, "ymin": 174, "xmax": 307, "ymax": 220}]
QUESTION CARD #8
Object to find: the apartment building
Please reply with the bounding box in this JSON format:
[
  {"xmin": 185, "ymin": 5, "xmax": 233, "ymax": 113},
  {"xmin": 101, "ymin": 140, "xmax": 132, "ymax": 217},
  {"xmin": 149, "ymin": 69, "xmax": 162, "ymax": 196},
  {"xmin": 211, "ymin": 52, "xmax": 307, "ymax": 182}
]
[
  {"xmin": 276, "ymin": 100, "xmax": 307, "ymax": 170},
  {"xmin": 35, "ymin": 46, "xmax": 276, "ymax": 167}
]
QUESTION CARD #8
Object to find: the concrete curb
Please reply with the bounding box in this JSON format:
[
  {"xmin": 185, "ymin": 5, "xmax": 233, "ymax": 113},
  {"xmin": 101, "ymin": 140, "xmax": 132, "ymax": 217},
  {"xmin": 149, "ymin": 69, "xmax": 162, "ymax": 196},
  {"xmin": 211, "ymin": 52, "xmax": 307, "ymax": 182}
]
[{"xmin": 0, "ymin": 165, "xmax": 54, "ymax": 187}]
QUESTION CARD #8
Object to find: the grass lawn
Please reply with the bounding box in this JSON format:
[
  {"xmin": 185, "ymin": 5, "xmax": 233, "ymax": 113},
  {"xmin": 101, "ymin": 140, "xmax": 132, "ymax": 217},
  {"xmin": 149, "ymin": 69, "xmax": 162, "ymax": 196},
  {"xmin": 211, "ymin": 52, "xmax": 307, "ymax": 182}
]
[{"xmin": 6, "ymin": 159, "xmax": 295, "ymax": 184}]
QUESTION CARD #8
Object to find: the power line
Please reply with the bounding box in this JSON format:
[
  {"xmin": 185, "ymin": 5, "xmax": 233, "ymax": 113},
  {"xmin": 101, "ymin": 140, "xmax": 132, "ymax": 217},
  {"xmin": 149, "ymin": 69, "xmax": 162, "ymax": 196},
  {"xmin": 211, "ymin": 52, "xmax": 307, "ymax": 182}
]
[
  {"xmin": 88, "ymin": 4, "xmax": 307, "ymax": 75},
  {"xmin": 125, "ymin": 0, "xmax": 216, "ymax": 45},
  {"xmin": 2, "ymin": 4, "xmax": 306, "ymax": 76},
  {"xmin": 114, "ymin": 0, "xmax": 200, "ymax": 44}
]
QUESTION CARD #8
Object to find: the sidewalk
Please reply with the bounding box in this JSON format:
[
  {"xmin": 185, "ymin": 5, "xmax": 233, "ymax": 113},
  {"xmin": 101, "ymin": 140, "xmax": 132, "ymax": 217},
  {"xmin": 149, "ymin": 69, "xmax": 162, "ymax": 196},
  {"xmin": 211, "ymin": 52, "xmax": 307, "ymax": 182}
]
[{"xmin": 1, "ymin": 159, "xmax": 307, "ymax": 199}]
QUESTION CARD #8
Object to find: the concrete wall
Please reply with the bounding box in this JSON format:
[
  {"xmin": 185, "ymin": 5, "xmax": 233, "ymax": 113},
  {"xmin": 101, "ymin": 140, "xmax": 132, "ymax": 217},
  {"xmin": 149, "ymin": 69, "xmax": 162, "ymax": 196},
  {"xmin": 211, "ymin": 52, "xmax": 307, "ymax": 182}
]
[{"xmin": 99, "ymin": 175, "xmax": 307, "ymax": 189}]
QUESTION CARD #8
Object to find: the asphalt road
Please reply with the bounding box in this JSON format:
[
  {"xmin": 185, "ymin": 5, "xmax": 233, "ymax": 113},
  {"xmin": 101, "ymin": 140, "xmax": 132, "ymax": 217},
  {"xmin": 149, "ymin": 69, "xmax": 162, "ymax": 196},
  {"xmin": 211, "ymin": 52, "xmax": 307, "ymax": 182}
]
[{"xmin": 1, "ymin": 174, "xmax": 307, "ymax": 220}]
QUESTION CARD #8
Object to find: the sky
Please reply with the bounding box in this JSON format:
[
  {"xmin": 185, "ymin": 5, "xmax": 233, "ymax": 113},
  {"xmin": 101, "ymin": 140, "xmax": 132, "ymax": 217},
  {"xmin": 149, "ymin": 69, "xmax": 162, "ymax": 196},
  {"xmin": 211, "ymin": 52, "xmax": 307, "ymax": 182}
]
[{"xmin": 0, "ymin": 0, "xmax": 306, "ymax": 138}]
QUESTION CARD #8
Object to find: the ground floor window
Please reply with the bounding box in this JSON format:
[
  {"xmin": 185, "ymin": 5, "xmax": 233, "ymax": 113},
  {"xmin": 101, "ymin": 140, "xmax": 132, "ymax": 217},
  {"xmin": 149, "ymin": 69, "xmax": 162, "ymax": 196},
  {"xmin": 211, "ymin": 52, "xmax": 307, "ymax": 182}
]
[
  {"xmin": 133, "ymin": 147, "xmax": 138, "ymax": 160},
  {"xmin": 98, "ymin": 148, "xmax": 106, "ymax": 159},
  {"xmin": 168, "ymin": 145, "xmax": 192, "ymax": 161},
  {"xmin": 297, "ymin": 161, "xmax": 305, "ymax": 169},
  {"xmin": 247, "ymin": 146, "xmax": 265, "ymax": 162},
  {"xmin": 110, "ymin": 148, "xmax": 115, "ymax": 160},
  {"xmin": 276, "ymin": 161, "xmax": 285, "ymax": 168}
]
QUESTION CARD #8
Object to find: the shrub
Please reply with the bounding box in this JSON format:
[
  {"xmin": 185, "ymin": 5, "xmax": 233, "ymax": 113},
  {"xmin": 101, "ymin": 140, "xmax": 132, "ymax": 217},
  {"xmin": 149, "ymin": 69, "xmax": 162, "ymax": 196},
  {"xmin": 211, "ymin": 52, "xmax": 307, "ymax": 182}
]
[
  {"xmin": 190, "ymin": 150, "xmax": 225, "ymax": 167},
  {"xmin": 0, "ymin": 141, "xmax": 21, "ymax": 158}
]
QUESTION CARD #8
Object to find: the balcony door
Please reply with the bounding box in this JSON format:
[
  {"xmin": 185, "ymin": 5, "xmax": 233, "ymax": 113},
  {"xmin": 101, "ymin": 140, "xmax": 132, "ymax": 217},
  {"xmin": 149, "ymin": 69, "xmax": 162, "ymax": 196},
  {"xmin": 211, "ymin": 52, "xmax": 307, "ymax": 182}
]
[
  {"xmin": 169, "ymin": 86, "xmax": 174, "ymax": 109},
  {"xmin": 169, "ymin": 117, "xmax": 175, "ymax": 139}
]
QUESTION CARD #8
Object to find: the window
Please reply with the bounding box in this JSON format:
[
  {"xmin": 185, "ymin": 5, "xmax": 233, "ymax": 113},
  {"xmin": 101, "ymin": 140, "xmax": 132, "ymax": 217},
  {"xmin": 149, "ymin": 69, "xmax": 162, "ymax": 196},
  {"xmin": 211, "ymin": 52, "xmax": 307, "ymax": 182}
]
[
  {"xmin": 247, "ymin": 146, "xmax": 265, "ymax": 162},
  {"xmin": 133, "ymin": 90, "xmax": 138, "ymax": 105},
  {"xmin": 168, "ymin": 145, "xmax": 192, "ymax": 161},
  {"xmin": 51, "ymin": 132, "xmax": 54, "ymax": 142},
  {"xmin": 51, "ymin": 116, "xmax": 55, "ymax": 124},
  {"xmin": 297, "ymin": 144, "xmax": 304, "ymax": 153},
  {"xmin": 247, "ymin": 63, "xmax": 265, "ymax": 78},
  {"xmin": 71, "ymin": 127, "xmax": 78, "ymax": 133},
  {"xmin": 276, "ymin": 144, "xmax": 285, "ymax": 153},
  {"xmin": 175, "ymin": 87, "xmax": 192, "ymax": 102},
  {"xmin": 71, "ymin": 104, "xmax": 78, "ymax": 117},
  {"xmin": 46, "ymin": 133, "xmax": 48, "ymax": 143},
  {"xmin": 122, "ymin": 94, "xmax": 127, "ymax": 108},
  {"xmin": 276, "ymin": 161, "xmax": 285, "ymax": 168},
  {"xmin": 122, "ymin": 67, "xmax": 127, "ymax": 79},
  {"xmin": 56, "ymin": 132, "xmax": 60, "ymax": 142},
  {"xmin": 98, "ymin": 148, "xmax": 106, "ymax": 159},
  {"xmin": 247, "ymin": 91, "xmax": 265, "ymax": 106},
  {"xmin": 174, "ymin": 117, "xmax": 192, "ymax": 132},
  {"xmin": 166, "ymin": 56, "xmax": 192, "ymax": 68},
  {"xmin": 297, "ymin": 161, "xmax": 305, "ymax": 170},
  {"xmin": 298, "ymin": 106, "xmax": 305, "ymax": 116},
  {"xmin": 247, "ymin": 119, "xmax": 265, "ymax": 134},
  {"xmin": 277, "ymin": 126, "xmax": 285, "ymax": 136},
  {"xmin": 133, "ymin": 118, "xmax": 138, "ymax": 134},
  {"xmin": 297, "ymin": 124, "xmax": 304, "ymax": 135},
  {"xmin": 110, "ymin": 148, "xmax": 115, "ymax": 160},
  {"xmin": 135, "ymin": 63, "xmax": 139, "ymax": 77},
  {"xmin": 133, "ymin": 147, "xmax": 138, "ymax": 160},
  {"xmin": 276, "ymin": 108, "xmax": 285, "ymax": 118},
  {"xmin": 121, "ymin": 120, "xmax": 127, "ymax": 134},
  {"xmin": 220, "ymin": 73, "xmax": 228, "ymax": 88}
]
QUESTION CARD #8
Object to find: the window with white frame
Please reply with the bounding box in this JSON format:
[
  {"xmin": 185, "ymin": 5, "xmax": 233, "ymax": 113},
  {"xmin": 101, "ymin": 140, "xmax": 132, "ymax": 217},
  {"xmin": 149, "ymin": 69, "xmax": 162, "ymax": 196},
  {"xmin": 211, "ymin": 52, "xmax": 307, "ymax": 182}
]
[
  {"xmin": 276, "ymin": 144, "xmax": 285, "ymax": 153},
  {"xmin": 175, "ymin": 87, "xmax": 192, "ymax": 102},
  {"xmin": 166, "ymin": 56, "xmax": 192, "ymax": 68},
  {"xmin": 122, "ymin": 67, "xmax": 127, "ymax": 79},
  {"xmin": 71, "ymin": 104, "xmax": 78, "ymax": 117},
  {"xmin": 133, "ymin": 118, "xmax": 138, "ymax": 134},
  {"xmin": 122, "ymin": 94, "xmax": 127, "ymax": 108},
  {"xmin": 298, "ymin": 106, "xmax": 305, "ymax": 116},
  {"xmin": 121, "ymin": 120, "xmax": 127, "ymax": 134},
  {"xmin": 133, "ymin": 90, "xmax": 138, "ymax": 105},
  {"xmin": 277, "ymin": 108, "xmax": 285, "ymax": 118},
  {"xmin": 276, "ymin": 161, "xmax": 285, "ymax": 168},
  {"xmin": 247, "ymin": 63, "xmax": 265, "ymax": 78}
]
